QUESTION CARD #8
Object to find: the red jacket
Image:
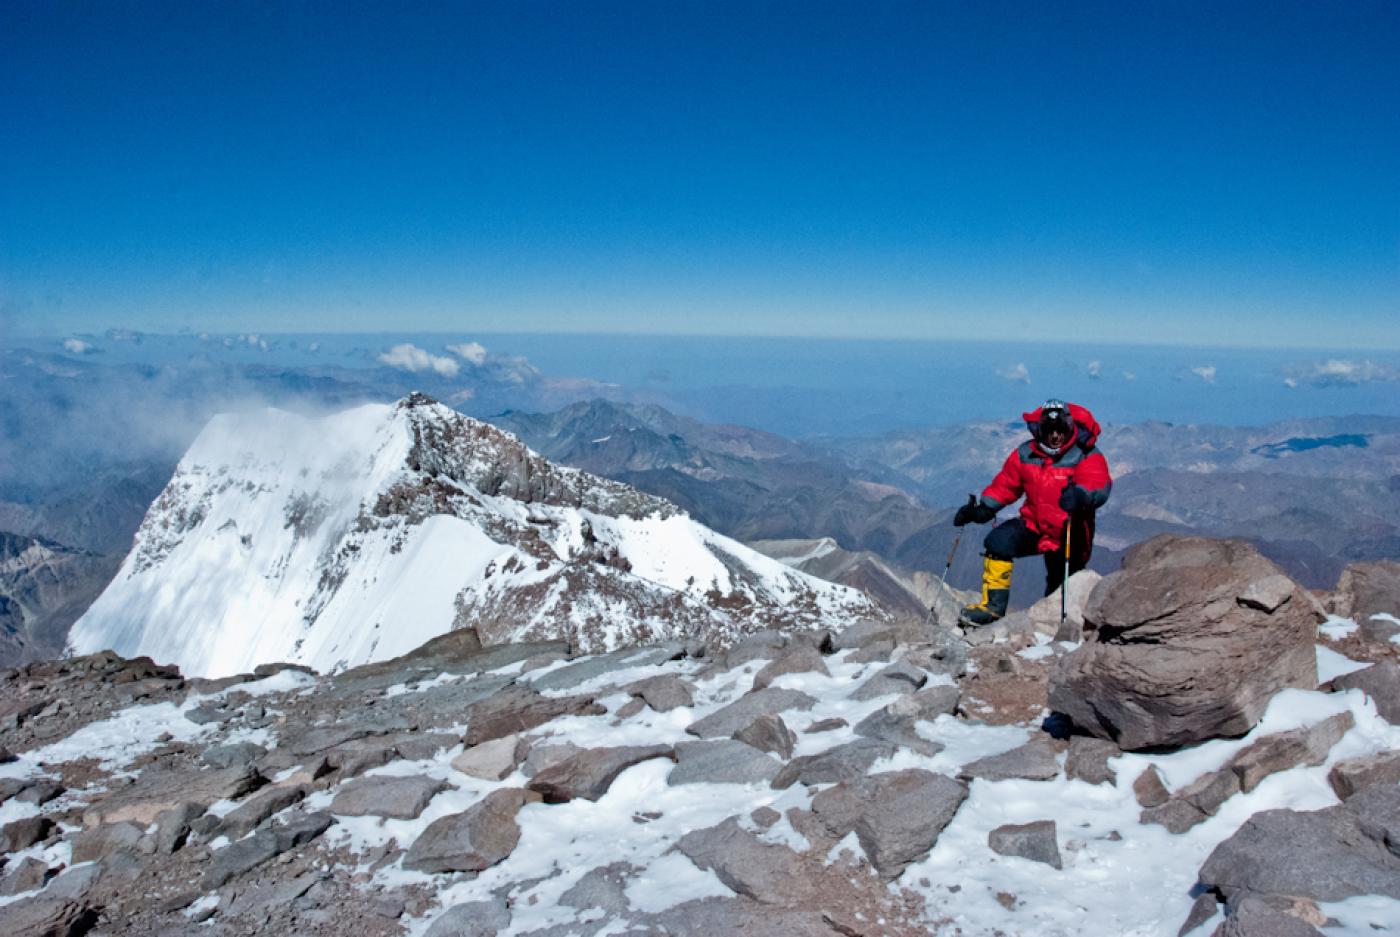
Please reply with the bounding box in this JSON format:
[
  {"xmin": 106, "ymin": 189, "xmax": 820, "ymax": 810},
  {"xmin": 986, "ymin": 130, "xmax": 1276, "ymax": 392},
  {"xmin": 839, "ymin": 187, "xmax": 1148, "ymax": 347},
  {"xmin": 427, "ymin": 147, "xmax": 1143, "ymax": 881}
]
[{"xmin": 980, "ymin": 402, "xmax": 1112, "ymax": 554}]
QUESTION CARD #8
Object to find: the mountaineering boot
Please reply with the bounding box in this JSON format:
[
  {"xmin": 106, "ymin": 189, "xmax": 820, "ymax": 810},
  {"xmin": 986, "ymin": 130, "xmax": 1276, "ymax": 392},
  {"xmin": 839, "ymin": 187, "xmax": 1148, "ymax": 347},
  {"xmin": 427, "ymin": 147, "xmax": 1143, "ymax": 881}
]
[{"xmin": 959, "ymin": 556, "xmax": 1013, "ymax": 627}]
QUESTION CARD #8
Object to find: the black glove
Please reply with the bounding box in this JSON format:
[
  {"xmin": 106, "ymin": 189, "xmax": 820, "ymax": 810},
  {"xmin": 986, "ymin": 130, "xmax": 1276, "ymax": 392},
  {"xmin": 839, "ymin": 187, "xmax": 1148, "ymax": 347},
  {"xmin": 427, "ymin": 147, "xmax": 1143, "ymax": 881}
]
[
  {"xmin": 954, "ymin": 496, "xmax": 997, "ymax": 527},
  {"xmin": 1059, "ymin": 484, "xmax": 1091, "ymax": 512}
]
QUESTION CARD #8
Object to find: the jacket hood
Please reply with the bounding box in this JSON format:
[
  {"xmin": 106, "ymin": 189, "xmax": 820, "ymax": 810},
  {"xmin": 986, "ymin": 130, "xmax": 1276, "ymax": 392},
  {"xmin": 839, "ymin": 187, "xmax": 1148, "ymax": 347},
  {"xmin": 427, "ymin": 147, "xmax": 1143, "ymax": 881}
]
[{"xmin": 1022, "ymin": 402, "xmax": 1101, "ymax": 452}]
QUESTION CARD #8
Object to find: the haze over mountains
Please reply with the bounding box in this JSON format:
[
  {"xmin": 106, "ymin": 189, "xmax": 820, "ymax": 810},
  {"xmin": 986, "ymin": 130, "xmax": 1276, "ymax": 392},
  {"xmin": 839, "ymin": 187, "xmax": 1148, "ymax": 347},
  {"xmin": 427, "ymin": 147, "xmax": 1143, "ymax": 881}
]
[{"xmin": 2, "ymin": 332, "xmax": 1398, "ymax": 667}]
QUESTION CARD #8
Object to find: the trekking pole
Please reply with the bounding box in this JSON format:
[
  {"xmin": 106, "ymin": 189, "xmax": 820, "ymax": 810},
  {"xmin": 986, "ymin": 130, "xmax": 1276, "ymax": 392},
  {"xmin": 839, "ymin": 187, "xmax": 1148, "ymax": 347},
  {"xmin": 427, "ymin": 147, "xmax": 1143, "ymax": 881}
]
[
  {"xmin": 931, "ymin": 495, "xmax": 973, "ymax": 629},
  {"xmin": 936, "ymin": 530, "xmax": 964, "ymax": 611},
  {"xmin": 1060, "ymin": 521, "xmax": 1072, "ymax": 634}
]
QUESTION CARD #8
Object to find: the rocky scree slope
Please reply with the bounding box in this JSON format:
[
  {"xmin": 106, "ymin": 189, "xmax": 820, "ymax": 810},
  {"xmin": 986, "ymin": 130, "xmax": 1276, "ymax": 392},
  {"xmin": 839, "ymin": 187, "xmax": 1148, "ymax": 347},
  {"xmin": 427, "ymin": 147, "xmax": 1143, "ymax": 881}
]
[
  {"xmin": 68, "ymin": 394, "xmax": 877, "ymax": 678},
  {"xmin": 5, "ymin": 537, "xmax": 1400, "ymax": 936}
]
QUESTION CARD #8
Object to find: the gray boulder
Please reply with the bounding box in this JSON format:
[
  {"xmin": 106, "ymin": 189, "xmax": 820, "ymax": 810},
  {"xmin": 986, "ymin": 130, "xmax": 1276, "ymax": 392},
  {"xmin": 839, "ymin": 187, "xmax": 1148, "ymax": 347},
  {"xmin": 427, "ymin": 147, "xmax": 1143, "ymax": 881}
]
[
  {"xmin": 673, "ymin": 817, "xmax": 805, "ymax": 904},
  {"xmin": 71, "ymin": 821, "xmax": 143, "ymax": 863},
  {"xmin": 520, "ymin": 739, "xmax": 583, "ymax": 777},
  {"xmin": 84, "ymin": 763, "xmax": 264, "ymax": 827},
  {"xmin": 203, "ymin": 741, "xmax": 266, "ymax": 769},
  {"xmin": 530, "ymin": 645, "xmax": 684, "ymax": 693},
  {"xmin": 1333, "ymin": 662, "xmax": 1400, "ymax": 724},
  {"xmin": 686, "ymin": 688, "xmax": 817, "ymax": 738},
  {"xmin": 1349, "ymin": 782, "xmax": 1400, "ymax": 851},
  {"xmin": 1049, "ymin": 536, "xmax": 1319, "ymax": 750},
  {"xmin": 645, "ymin": 897, "xmax": 842, "ymax": 937},
  {"xmin": 330, "ymin": 775, "xmax": 449, "ymax": 819},
  {"xmin": 1141, "ymin": 798, "xmax": 1209, "ymax": 835},
  {"xmin": 1226, "ymin": 711, "xmax": 1353, "ymax": 792},
  {"xmin": 203, "ymin": 812, "xmax": 334, "ymax": 889},
  {"xmin": 559, "ymin": 862, "xmax": 635, "ymax": 914},
  {"xmin": 733, "ymin": 714, "xmax": 796, "ymax": 760},
  {"xmin": 988, "ymin": 820, "xmax": 1062, "ymax": 869},
  {"xmin": 425, "ymin": 897, "xmax": 511, "ymax": 937},
  {"xmin": 849, "ymin": 660, "xmax": 928, "ymax": 701},
  {"xmin": 852, "ymin": 684, "xmax": 958, "ymax": 757},
  {"xmin": 958, "ymin": 736, "xmax": 1060, "ymax": 782},
  {"xmin": 809, "ymin": 769, "xmax": 967, "ymax": 879},
  {"xmin": 528, "ymin": 745, "xmax": 674, "ymax": 802},
  {"xmin": 832, "ymin": 618, "xmax": 902, "ymax": 651},
  {"xmin": 625, "ymin": 674, "xmax": 695, "ymax": 712},
  {"xmin": 463, "ymin": 686, "xmax": 604, "ymax": 746},
  {"xmin": 1, "ymin": 816, "xmax": 53, "ymax": 853},
  {"xmin": 217, "ymin": 784, "xmax": 308, "ymax": 838},
  {"xmin": 1134, "ymin": 765, "xmax": 1171, "ymax": 807},
  {"xmin": 0, "ymin": 856, "xmax": 51, "ymax": 896},
  {"xmin": 771, "ymin": 739, "xmax": 899, "ymax": 789},
  {"xmin": 153, "ymin": 802, "xmax": 202, "ymax": 854},
  {"xmin": 1329, "ymin": 750, "xmax": 1400, "ymax": 800},
  {"xmin": 752, "ymin": 646, "xmax": 829, "ymax": 690},
  {"xmin": 1199, "ymin": 803, "xmax": 1400, "ymax": 901},
  {"xmin": 712, "ymin": 630, "xmax": 789, "ymax": 669},
  {"xmin": 1028, "ymin": 570, "xmax": 1101, "ymax": 641},
  {"xmin": 403, "ymin": 788, "xmax": 539, "ymax": 873},
  {"xmin": 452, "ymin": 734, "xmax": 523, "ymax": 781},
  {"xmin": 669, "ymin": 740, "xmax": 781, "ymax": 785},
  {"xmin": 1328, "ymin": 561, "xmax": 1400, "ymax": 624},
  {"xmin": 1213, "ymin": 896, "xmax": 1325, "ymax": 937},
  {"xmin": 1065, "ymin": 736, "xmax": 1118, "ymax": 785}
]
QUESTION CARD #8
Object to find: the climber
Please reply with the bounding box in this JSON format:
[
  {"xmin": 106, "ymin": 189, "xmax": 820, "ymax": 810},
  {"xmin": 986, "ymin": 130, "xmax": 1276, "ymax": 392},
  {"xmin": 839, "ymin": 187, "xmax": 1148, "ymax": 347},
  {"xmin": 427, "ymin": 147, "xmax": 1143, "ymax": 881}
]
[{"xmin": 953, "ymin": 399, "xmax": 1112, "ymax": 627}]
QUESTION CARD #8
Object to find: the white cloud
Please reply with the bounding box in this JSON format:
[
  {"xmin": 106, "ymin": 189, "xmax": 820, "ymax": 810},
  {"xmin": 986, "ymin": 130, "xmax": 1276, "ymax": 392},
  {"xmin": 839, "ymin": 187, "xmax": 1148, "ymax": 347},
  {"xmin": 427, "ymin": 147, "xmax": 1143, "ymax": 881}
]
[
  {"xmin": 446, "ymin": 342, "xmax": 488, "ymax": 366},
  {"xmin": 1282, "ymin": 358, "xmax": 1400, "ymax": 388},
  {"xmin": 1122, "ymin": 370, "xmax": 1137, "ymax": 381},
  {"xmin": 62, "ymin": 338, "xmax": 94, "ymax": 354},
  {"xmin": 996, "ymin": 363, "xmax": 1031, "ymax": 384},
  {"xmin": 1086, "ymin": 360, "xmax": 1102, "ymax": 379},
  {"xmin": 377, "ymin": 343, "xmax": 460, "ymax": 377},
  {"xmin": 1191, "ymin": 365, "xmax": 1217, "ymax": 384}
]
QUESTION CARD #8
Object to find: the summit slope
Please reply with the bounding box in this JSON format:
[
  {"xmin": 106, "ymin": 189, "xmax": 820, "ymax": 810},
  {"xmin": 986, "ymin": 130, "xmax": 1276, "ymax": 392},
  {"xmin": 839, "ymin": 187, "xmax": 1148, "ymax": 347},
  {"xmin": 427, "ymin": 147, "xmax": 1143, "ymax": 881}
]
[{"xmin": 69, "ymin": 394, "xmax": 877, "ymax": 677}]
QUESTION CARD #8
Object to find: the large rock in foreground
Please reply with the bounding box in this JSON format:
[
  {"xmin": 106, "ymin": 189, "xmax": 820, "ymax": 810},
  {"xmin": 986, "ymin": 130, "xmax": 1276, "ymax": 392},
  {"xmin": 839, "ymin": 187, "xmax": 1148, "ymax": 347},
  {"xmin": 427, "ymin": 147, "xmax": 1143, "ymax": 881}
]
[{"xmin": 1048, "ymin": 536, "xmax": 1319, "ymax": 750}]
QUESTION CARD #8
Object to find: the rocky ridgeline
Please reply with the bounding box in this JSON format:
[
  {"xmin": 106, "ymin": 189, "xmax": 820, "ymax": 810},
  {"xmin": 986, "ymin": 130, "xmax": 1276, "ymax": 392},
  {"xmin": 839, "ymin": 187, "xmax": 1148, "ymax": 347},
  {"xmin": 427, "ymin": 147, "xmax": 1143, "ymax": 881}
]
[{"xmin": 2, "ymin": 535, "xmax": 1400, "ymax": 936}]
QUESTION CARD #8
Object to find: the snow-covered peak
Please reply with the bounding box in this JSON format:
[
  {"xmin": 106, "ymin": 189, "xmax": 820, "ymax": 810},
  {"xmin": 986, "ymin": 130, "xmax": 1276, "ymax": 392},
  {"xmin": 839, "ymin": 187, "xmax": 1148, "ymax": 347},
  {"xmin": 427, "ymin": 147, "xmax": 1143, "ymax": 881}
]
[{"xmin": 71, "ymin": 395, "xmax": 879, "ymax": 677}]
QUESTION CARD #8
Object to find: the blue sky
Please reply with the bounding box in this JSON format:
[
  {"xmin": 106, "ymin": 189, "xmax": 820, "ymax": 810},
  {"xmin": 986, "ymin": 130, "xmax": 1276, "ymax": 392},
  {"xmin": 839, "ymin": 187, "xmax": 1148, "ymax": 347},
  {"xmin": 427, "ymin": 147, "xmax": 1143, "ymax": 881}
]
[{"xmin": 2, "ymin": 1, "xmax": 1397, "ymax": 348}]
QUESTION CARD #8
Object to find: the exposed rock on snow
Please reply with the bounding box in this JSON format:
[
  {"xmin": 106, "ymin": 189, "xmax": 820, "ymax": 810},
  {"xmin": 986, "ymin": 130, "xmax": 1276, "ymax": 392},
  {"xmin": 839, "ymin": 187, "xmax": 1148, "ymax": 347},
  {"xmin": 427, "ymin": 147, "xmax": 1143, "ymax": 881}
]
[
  {"xmin": 526, "ymin": 745, "xmax": 674, "ymax": 802},
  {"xmin": 403, "ymin": 788, "xmax": 539, "ymax": 874},
  {"xmin": 987, "ymin": 819, "xmax": 1062, "ymax": 869},
  {"xmin": 1327, "ymin": 560, "xmax": 1400, "ymax": 624},
  {"xmin": 686, "ymin": 687, "xmax": 817, "ymax": 738},
  {"xmin": 1049, "ymin": 536, "xmax": 1320, "ymax": 750},
  {"xmin": 3, "ymin": 565, "xmax": 1398, "ymax": 937},
  {"xmin": 1064, "ymin": 736, "xmax": 1118, "ymax": 785},
  {"xmin": 732, "ymin": 713, "xmax": 796, "ymax": 759},
  {"xmin": 1328, "ymin": 750, "xmax": 1400, "ymax": 800},
  {"xmin": 957, "ymin": 735, "xmax": 1061, "ymax": 782},
  {"xmin": 669, "ymin": 739, "xmax": 781, "ymax": 785},
  {"xmin": 1332, "ymin": 661, "xmax": 1400, "ymax": 723},
  {"xmin": 808, "ymin": 769, "xmax": 968, "ymax": 880},
  {"xmin": 70, "ymin": 395, "xmax": 881, "ymax": 677},
  {"xmin": 1199, "ymin": 787, "xmax": 1400, "ymax": 902},
  {"xmin": 328, "ymin": 775, "xmax": 448, "ymax": 820}
]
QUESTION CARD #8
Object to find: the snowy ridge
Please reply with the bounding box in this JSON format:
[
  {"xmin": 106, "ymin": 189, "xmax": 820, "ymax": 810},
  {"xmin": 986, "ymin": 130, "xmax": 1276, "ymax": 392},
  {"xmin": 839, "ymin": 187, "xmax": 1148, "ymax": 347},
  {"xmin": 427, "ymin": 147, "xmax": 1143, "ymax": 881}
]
[{"xmin": 70, "ymin": 394, "xmax": 878, "ymax": 677}]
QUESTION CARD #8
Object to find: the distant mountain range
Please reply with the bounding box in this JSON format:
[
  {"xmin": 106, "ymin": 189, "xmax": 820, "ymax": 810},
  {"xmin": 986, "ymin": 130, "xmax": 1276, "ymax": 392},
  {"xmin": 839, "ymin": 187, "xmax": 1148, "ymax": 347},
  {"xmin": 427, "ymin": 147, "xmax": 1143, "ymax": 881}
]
[
  {"xmin": 4, "ymin": 373, "xmax": 1399, "ymax": 666},
  {"xmin": 499, "ymin": 401, "xmax": 1400, "ymax": 600}
]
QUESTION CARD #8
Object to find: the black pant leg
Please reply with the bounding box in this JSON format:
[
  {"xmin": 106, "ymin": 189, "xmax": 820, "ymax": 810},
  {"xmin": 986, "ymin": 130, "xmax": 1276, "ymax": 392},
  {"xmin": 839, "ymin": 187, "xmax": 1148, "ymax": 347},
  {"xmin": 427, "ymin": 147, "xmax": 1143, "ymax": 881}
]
[{"xmin": 983, "ymin": 518, "xmax": 1042, "ymax": 561}]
